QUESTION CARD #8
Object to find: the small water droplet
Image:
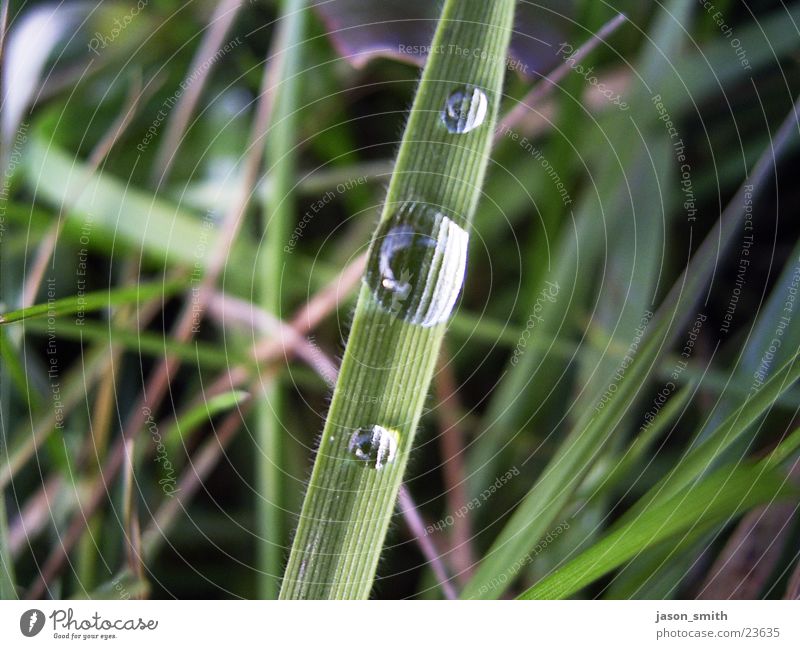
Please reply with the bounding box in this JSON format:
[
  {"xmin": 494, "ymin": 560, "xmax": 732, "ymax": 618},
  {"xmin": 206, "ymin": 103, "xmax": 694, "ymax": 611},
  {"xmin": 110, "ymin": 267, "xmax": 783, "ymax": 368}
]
[
  {"xmin": 348, "ymin": 425, "xmax": 398, "ymax": 470},
  {"xmin": 366, "ymin": 202, "xmax": 468, "ymax": 327},
  {"xmin": 441, "ymin": 86, "xmax": 488, "ymax": 134}
]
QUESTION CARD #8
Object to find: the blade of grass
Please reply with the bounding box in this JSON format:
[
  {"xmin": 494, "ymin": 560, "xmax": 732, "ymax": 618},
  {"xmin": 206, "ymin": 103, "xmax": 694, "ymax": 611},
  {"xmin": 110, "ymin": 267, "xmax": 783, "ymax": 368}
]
[
  {"xmin": 280, "ymin": 0, "xmax": 517, "ymax": 600},
  {"xmin": 130, "ymin": 391, "xmax": 250, "ymax": 563},
  {"xmin": 24, "ymin": 46, "xmax": 283, "ymax": 597},
  {"xmin": 22, "ymin": 133, "xmax": 229, "ymax": 267},
  {"xmin": 605, "ymin": 105, "xmax": 800, "ymax": 593},
  {"xmin": 256, "ymin": 0, "xmax": 307, "ymax": 599},
  {"xmin": 25, "ymin": 222, "xmax": 360, "ymax": 597},
  {"xmin": 462, "ymin": 91, "xmax": 800, "ymax": 599},
  {"xmin": 604, "ymin": 526, "xmax": 715, "ymax": 599},
  {"xmin": 0, "ymin": 346, "xmax": 109, "ymax": 490},
  {"xmin": 140, "ymin": 394, "xmax": 254, "ymax": 560},
  {"xmin": 629, "ymin": 350, "xmax": 800, "ymax": 516},
  {"xmin": 162, "ymin": 390, "xmax": 250, "ymax": 455},
  {"xmin": 580, "ymin": 381, "xmax": 697, "ymax": 504},
  {"xmin": 0, "ymin": 457, "xmax": 14, "ymax": 596},
  {"xmin": 668, "ymin": 3, "xmax": 800, "ymax": 114},
  {"xmin": 606, "ymin": 415, "xmax": 800, "ymax": 598},
  {"xmin": 180, "ymin": 159, "xmax": 392, "ymax": 217},
  {"xmin": 121, "ymin": 439, "xmax": 143, "ymax": 588},
  {"xmin": 140, "ymin": 228, "xmax": 427, "ymax": 588},
  {"xmin": 762, "ymin": 427, "xmax": 800, "ymax": 472},
  {"xmin": 153, "ymin": 0, "xmax": 244, "ymax": 184},
  {"xmin": 536, "ymin": 430, "xmax": 800, "ymax": 598},
  {"xmin": 518, "ymin": 463, "xmax": 795, "ymax": 600},
  {"xmin": 0, "ymin": 328, "xmax": 41, "ymax": 411},
  {"xmin": 0, "ymin": 277, "xmax": 185, "ymax": 324},
  {"xmin": 75, "ymin": 279, "xmax": 134, "ymax": 592},
  {"xmin": 698, "ymin": 498, "xmax": 797, "ymax": 599},
  {"xmin": 198, "ymin": 319, "xmax": 458, "ymax": 600},
  {"xmin": 21, "ymin": 72, "xmax": 146, "ymax": 307},
  {"xmin": 461, "ymin": 0, "xmax": 697, "ymax": 594},
  {"xmin": 467, "ymin": 0, "xmax": 693, "ymax": 497},
  {"xmin": 692, "ymin": 235, "xmax": 800, "ymax": 452},
  {"xmin": 22, "ymin": 134, "xmax": 379, "ymax": 282},
  {"xmin": 18, "ymin": 317, "xmax": 247, "ymax": 369}
]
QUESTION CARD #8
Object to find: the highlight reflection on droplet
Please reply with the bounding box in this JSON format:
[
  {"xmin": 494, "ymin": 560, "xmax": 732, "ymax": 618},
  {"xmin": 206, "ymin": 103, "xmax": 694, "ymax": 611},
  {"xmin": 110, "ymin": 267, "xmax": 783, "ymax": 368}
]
[
  {"xmin": 365, "ymin": 201, "xmax": 468, "ymax": 327},
  {"xmin": 348, "ymin": 425, "xmax": 398, "ymax": 470},
  {"xmin": 441, "ymin": 86, "xmax": 488, "ymax": 134}
]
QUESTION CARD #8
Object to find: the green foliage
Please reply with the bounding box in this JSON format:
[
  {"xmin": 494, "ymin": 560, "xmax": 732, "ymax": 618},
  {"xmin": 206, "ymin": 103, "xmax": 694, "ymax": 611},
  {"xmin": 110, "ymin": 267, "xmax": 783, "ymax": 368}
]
[
  {"xmin": 519, "ymin": 462, "xmax": 795, "ymax": 600},
  {"xmin": 279, "ymin": 0, "xmax": 518, "ymax": 599},
  {"xmin": 1, "ymin": 0, "xmax": 798, "ymax": 601}
]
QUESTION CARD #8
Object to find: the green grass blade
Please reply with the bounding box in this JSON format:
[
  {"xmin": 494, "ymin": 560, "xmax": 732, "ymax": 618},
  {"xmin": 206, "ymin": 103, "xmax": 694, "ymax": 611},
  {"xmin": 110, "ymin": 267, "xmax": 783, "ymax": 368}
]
[
  {"xmin": 0, "ymin": 347, "xmax": 109, "ymax": 490},
  {"xmin": 0, "ymin": 328, "xmax": 40, "ymax": 410},
  {"xmin": 589, "ymin": 353, "xmax": 800, "ymax": 598},
  {"xmin": 17, "ymin": 318, "xmax": 247, "ymax": 369},
  {"xmin": 668, "ymin": 3, "xmax": 800, "ymax": 113},
  {"xmin": 467, "ymin": 0, "xmax": 694, "ymax": 496},
  {"xmin": 762, "ymin": 427, "xmax": 800, "ymax": 471},
  {"xmin": 279, "ymin": 0, "xmax": 516, "ymax": 599},
  {"xmin": 462, "ymin": 88, "xmax": 800, "ymax": 599},
  {"xmin": 23, "ymin": 134, "xmax": 214, "ymax": 267},
  {"xmin": 518, "ymin": 463, "xmax": 794, "ymax": 600},
  {"xmin": 0, "ymin": 278, "xmax": 184, "ymax": 324},
  {"xmin": 547, "ymin": 427, "xmax": 800, "ymax": 600},
  {"xmin": 0, "ymin": 479, "xmax": 15, "ymax": 598},
  {"xmin": 462, "ymin": 316, "xmax": 672, "ymax": 599},
  {"xmin": 696, "ymin": 234, "xmax": 800, "ymax": 444},
  {"xmin": 585, "ymin": 381, "xmax": 697, "ymax": 503},
  {"xmin": 630, "ymin": 350, "xmax": 800, "ymax": 513},
  {"xmin": 256, "ymin": 0, "xmax": 307, "ymax": 600},
  {"xmin": 621, "ymin": 425, "xmax": 800, "ymax": 599},
  {"xmin": 164, "ymin": 390, "xmax": 250, "ymax": 456}
]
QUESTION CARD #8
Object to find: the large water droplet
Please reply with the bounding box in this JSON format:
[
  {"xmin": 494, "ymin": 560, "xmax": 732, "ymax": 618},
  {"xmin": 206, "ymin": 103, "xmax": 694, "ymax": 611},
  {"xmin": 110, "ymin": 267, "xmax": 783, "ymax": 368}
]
[
  {"xmin": 348, "ymin": 425, "xmax": 398, "ymax": 470},
  {"xmin": 441, "ymin": 86, "xmax": 488, "ymax": 134},
  {"xmin": 366, "ymin": 202, "xmax": 468, "ymax": 327}
]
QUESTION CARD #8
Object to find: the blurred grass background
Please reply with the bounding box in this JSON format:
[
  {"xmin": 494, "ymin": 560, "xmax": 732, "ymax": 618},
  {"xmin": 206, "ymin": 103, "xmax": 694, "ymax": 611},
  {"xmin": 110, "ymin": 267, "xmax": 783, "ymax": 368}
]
[{"xmin": 1, "ymin": 0, "xmax": 799, "ymax": 599}]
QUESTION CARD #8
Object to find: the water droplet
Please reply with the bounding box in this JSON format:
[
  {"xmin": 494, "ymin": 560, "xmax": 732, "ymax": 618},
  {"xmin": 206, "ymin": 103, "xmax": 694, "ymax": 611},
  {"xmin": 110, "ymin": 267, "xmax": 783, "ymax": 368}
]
[
  {"xmin": 441, "ymin": 86, "xmax": 488, "ymax": 134},
  {"xmin": 348, "ymin": 425, "xmax": 398, "ymax": 470},
  {"xmin": 366, "ymin": 202, "xmax": 468, "ymax": 327}
]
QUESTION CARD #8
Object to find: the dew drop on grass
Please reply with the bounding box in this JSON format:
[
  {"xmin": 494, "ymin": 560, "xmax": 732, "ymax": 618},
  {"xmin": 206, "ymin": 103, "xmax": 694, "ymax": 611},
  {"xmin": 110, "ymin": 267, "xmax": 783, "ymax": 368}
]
[
  {"xmin": 366, "ymin": 202, "xmax": 468, "ymax": 327},
  {"xmin": 348, "ymin": 425, "xmax": 398, "ymax": 470},
  {"xmin": 441, "ymin": 86, "xmax": 488, "ymax": 134}
]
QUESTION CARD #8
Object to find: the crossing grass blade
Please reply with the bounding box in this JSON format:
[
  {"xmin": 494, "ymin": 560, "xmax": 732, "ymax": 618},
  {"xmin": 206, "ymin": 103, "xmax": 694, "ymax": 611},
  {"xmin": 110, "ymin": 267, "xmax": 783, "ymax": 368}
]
[
  {"xmin": 256, "ymin": 0, "xmax": 307, "ymax": 599},
  {"xmin": 461, "ymin": 88, "xmax": 800, "ymax": 599},
  {"xmin": 0, "ymin": 278, "xmax": 185, "ymax": 324},
  {"xmin": 622, "ymin": 350, "xmax": 800, "ymax": 520},
  {"xmin": 518, "ymin": 461, "xmax": 797, "ymax": 600},
  {"xmin": 466, "ymin": 0, "xmax": 694, "ymax": 497},
  {"xmin": 16, "ymin": 318, "xmax": 247, "ymax": 369}
]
